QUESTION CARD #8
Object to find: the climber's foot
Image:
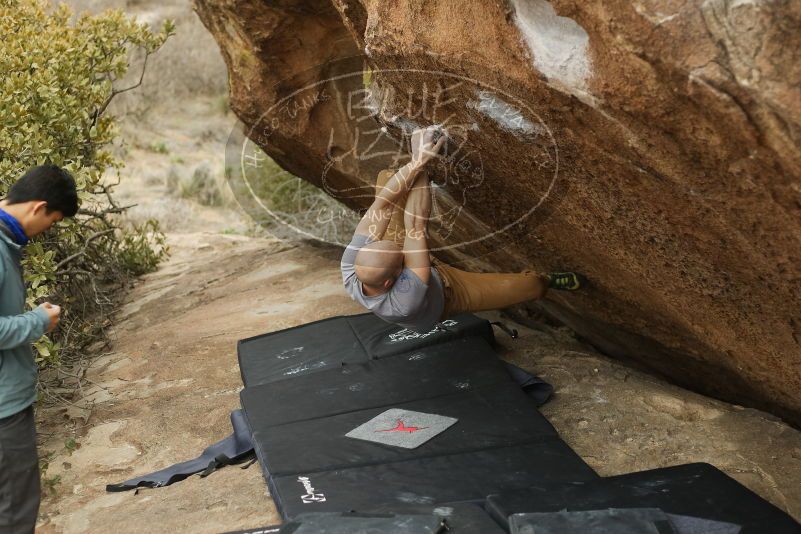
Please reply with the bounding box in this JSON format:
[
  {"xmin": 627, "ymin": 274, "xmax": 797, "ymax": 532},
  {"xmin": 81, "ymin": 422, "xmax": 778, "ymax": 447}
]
[{"xmin": 545, "ymin": 272, "xmax": 586, "ymax": 291}]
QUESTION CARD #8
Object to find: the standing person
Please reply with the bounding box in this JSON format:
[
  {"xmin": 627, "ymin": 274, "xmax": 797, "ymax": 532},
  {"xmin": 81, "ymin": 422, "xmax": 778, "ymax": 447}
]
[
  {"xmin": 341, "ymin": 126, "xmax": 585, "ymax": 333},
  {"xmin": 0, "ymin": 164, "xmax": 78, "ymax": 534}
]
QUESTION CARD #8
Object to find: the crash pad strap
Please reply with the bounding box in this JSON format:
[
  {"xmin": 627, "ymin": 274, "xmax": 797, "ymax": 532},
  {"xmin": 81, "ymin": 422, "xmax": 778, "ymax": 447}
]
[
  {"xmin": 106, "ymin": 409, "xmax": 255, "ymax": 492},
  {"xmin": 505, "ymin": 362, "xmax": 553, "ymax": 406}
]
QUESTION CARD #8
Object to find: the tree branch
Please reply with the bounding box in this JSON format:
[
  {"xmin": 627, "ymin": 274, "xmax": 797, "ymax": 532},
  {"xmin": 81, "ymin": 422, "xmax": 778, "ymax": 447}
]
[
  {"xmin": 55, "ymin": 229, "xmax": 115, "ymax": 270},
  {"xmin": 77, "ymin": 203, "xmax": 136, "ymax": 217},
  {"xmin": 92, "ymin": 51, "xmax": 150, "ymax": 126}
]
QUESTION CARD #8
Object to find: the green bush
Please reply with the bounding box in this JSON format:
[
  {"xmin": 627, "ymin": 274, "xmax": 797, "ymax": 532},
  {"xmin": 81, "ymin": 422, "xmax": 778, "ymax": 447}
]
[
  {"xmin": 0, "ymin": 0, "xmax": 173, "ymax": 370},
  {"xmin": 231, "ymin": 150, "xmax": 340, "ymax": 215},
  {"xmin": 148, "ymin": 140, "xmax": 169, "ymax": 154},
  {"xmin": 226, "ymin": 144, "xmax": 358, "ymax": 244},
  {"xmin": 179, "ymin": 163, "xmax": 223, "ymax": 206}
]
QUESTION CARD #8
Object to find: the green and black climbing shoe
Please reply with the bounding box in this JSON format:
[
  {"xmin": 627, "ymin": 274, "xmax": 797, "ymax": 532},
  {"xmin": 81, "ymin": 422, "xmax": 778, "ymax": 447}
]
[{"xmin": 545, "ymin": 272, "xmax": 586, "ymax": 291}]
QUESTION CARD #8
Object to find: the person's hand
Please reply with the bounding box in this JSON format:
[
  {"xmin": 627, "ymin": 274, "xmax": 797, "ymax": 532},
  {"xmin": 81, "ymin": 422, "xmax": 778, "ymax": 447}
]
[
  {"xmin": 38, "ymin": 302, "xmax": 61, "ymax": 332},
  {"xmin": 410, "ymin": 126, "xmax": 447, "ymax": 169}
]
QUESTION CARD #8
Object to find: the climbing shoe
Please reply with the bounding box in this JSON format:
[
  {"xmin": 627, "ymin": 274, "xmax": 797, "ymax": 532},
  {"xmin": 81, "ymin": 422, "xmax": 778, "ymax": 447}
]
[{"xmin": 545, "ymin": 272, "xmax": 586, "ymax": 291}]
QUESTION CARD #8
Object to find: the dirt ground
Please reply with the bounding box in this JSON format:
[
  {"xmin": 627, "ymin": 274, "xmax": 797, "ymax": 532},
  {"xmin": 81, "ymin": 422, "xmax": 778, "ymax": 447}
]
[{"xmin": 36, "ymin": 231, "xmax": 801, "ymax": 533}]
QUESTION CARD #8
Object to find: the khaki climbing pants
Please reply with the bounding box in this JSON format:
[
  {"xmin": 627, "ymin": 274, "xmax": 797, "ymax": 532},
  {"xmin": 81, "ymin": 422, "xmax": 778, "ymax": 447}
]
[
  {"xmin": 373, "ymin": 168, "xmax": 547, "ymax": 320},
  {"xmin": 434, "ymin": 259, "xmax": 547, "ymax": 320}
]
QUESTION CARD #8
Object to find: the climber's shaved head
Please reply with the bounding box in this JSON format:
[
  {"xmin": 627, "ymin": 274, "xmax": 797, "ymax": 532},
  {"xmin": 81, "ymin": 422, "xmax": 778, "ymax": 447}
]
[{"xmin": 355, "ymin": 240, "xmax": 404, "ymax": 289}]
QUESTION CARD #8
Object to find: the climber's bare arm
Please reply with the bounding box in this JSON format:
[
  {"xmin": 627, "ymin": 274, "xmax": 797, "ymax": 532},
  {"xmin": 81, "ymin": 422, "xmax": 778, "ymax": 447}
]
[
  {"xmin": 353, "ymin": 126, "xmax": 446, "ymax": 240},
  {"xmin": 354, "ymin": 162, "xmax": 424, "ymax": 240},
  {"xmin": 402, "ymin": 173, "xmax": 432, "ymax": 284}
]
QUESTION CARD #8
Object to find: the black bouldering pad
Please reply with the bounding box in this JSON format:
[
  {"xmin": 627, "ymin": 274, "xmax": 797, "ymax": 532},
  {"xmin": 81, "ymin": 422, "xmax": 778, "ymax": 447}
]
[
  {"xmin": 223, "ymin": 504, "xmax": 505, "ymax": 534},
  {"xmin": 508, "ymin": 508, "xmax": 676, "ymax": 534},
  {"xmin": 353, "ymin": 504, "xmax": 506, "ymax": 533},
  {"xmin": 255, "ymin": 382, "xmax": 558, "ymax": 477},
  {"xmin": 485, "ymin": 463, "xmax": 801, "ymax": 534},
  {"xmin": 240, "ymin": 336, "xmax": 513, "ymax": 429},
  {"xmin": 238, "ymin": 313, "xmax": 494, "ymax": 387},
  {"xmin": 346, "ymin": 313, "xmax": 495, "ymax": 359},
  {"xmin": 237, "ymin": 313, "xmax": 592, "ymax": 522},
  {"xmin": 270, "ymin": 440, "xmax": 597, "ymax": 519},
  {"xmin": 278, "ymin": 512, "xmax": 446, "ymax": 533},
  {"xmin": 510, "ymin": 509, "xmax": 743, "ymax": 534},
  {"xmin": 238, "ymin": 316, "xmax": 366, "ymax": 387}
]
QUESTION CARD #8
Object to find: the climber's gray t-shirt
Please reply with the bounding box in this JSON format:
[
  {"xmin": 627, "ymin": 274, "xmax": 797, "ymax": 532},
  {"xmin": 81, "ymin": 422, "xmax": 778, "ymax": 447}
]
[{"xmin": 341, "ymin": 233, "xmax": 445, "ymax": 333}]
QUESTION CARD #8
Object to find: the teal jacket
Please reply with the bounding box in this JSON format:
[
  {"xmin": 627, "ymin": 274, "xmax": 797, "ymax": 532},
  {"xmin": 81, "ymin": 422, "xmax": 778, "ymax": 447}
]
[{"xmin": 0, "ymin": 224, "xmax": 49, "ymax": 419}]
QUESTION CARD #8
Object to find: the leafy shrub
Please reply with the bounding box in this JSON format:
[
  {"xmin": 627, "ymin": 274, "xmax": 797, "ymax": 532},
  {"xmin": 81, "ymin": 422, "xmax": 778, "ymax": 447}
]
[
  {"xmin": 148, "ymin": 140, "xmax": 169, "ymax": 154},
  {"xmin": 179, "ymin": 163, "xmax": 223, "ymax": 206},
  {"xmin": 0, "ymin": 0, "xmax": 173, "ymax": 371},
  {"xmin": 226, "ymin": 144, "xmax": 358, "ymax": 244}
]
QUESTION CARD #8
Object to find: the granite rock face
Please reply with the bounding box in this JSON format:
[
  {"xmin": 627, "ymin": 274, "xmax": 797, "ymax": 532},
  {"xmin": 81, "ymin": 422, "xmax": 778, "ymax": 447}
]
[{"xmin": 194, "ymin": 0, "xmax": 801, "ymax": 423}]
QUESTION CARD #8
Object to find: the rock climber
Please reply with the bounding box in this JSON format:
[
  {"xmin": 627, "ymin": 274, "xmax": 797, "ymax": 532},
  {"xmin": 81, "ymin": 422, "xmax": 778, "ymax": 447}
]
[{"xmin": 341, "ymin": 126, "xmax": 585, "ymax": 332}]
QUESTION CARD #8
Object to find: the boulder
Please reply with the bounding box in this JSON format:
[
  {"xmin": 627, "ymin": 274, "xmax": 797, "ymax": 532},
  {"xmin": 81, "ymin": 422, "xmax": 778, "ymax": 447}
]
[{"xmin": 194, "ymin": 0, "xmax": 801, "ymax": 423}]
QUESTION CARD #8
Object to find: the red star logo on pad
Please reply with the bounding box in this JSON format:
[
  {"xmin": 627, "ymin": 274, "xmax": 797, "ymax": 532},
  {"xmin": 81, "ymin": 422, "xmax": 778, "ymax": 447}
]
[{"xmin": 376, "ymin": 419, "xmax": 428, "ymax": 433}]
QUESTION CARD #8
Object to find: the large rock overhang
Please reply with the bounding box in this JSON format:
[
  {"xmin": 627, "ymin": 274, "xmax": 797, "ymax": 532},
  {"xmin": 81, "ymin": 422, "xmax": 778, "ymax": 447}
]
[{"xmin": 194, "ymin": 0, "xmax": 801, "ymax": 425}]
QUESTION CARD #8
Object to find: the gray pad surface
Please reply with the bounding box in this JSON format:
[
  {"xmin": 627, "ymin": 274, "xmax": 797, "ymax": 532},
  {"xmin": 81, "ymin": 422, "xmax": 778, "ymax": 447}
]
[
  {"xmin": 485, "ymin": 463, "xmax": 798, "ymax": 533},
  {"xmin": 351, "ymin": 504, "xmax": 505, "ymax": 533},
  {"xmin": 240, "ymin": 336, "xmax": 513, "ymax": 429},
  {"xmin": 288, "ymin": 513, "xmax": 445, "ymax": 534},
  {"xmin": 666, "ymin": 514, "xmax": 741, "ymax": 534},
  {"xmin": 270, "ymin": 441, "xmax": 596, "ymax": 518},
  {"xmin": 345, "ymin": 408, "xmax": 458, "ymax": 449},
  {"xmin": 238, "ymin": 313, "xmax": 495, "ymax": 387},
  {"xmin": 509, "ymin": 508, "xmax": 671, "ymax": 534},
  {"xmin": 254, "ymin": 383, "xmax": 559, "ymax": 477},
  {"xmin": 509, "ymin": 508, "xmax": 743, "ymax": 534},
  {"xmin": 238, "ymin": 313, "xmax": 591, "ymax": 521}
]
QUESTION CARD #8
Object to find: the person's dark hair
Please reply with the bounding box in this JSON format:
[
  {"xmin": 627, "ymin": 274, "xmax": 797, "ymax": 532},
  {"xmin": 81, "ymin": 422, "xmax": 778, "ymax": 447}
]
[{"xmin": 7, "ymin": 164, "xmax": 79, "ymax": 217}]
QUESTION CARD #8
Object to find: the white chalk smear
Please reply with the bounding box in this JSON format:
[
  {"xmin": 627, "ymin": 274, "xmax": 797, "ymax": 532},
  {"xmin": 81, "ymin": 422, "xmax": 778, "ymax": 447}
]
[
  {"xmin": 467, "ymin": 91, "xmax": 539, "ymax": 137},
  {"xmin": 275, "ymin": 346, "xmax": 304, "ymax": 360},
  {"xmin": 284, "ymin": 361, "xmax": 327, "ymax": 376},
  {"xmin": 511, "ymin": 0, "xmax": 592, "ymax": 101}
]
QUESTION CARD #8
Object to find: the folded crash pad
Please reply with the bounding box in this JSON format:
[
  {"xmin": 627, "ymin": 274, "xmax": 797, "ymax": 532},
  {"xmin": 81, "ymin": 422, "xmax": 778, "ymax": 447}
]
[
  {"xmin": 237, "ymin": 316, "xmax": 366, "ymax": 388},
  {"xmin": 237, "ymin": 313, "xmax": 494, "ymax": 387},
  {"xmin": 508, "ymin": 508, "xmax": 675, "ymax": 534},
  {"xmin": 485, "ymin": 463, "xmax": 801, "ymax": 534},
  {"xmin": 279, "ymin": 512, "xmax": 446, "ymax": 534},
  {"xmin": 508, "ymin": 508, "xmax": 741, "ymax": 534},
  {"xmin": 223, "ymin": 504, "xmax": 504, "ymax": 534},
  {"xmin": 269, "ymin": 440, "xmax": 596, "ymax": 519},
  {"xmin": 253, "ymin": 382, "xmax": 559, "ymax": 477},
  {"xmin": 350, "ymin": 504, "xmax": 506, "ymax": 533},
  {"xmin": 238, "ymin": 313, "xmax": 593, "ymax": 521},
  {"xmin": 345, "ymin": 313, "xmax": 494, "ymax": 359},
  {"xmin": 239, "ymin": 336, "xmax": 515, "ymax": 429}
]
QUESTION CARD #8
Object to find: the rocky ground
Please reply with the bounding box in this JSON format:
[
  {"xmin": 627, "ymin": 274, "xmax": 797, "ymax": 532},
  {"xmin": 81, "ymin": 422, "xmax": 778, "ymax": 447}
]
[{"xmin": 36, "ymin": 231, "xmax": 801, "ymax": 533}]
